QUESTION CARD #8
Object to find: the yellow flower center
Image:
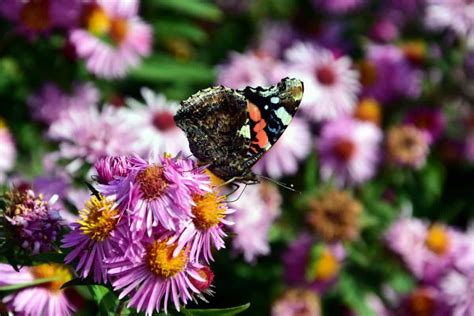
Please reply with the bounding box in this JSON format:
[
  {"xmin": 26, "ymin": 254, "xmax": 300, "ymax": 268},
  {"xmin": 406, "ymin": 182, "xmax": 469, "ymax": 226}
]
[
  {"xmin": 425, "ymin": 224, "xmax": 449, "ymax": 256},
  {"xmin": 19, "ymin": 0, "xmax": 51, "ymax": 32},
  {"xmin": 354, "ymin": 98, "xmax": 381, "ymax": 125},
  {"xmin": 0, "ymin": 118, "xmax": 7, "ymax": 130},
  {"xmin": 314, "ymin": 248, "xmax": 340, "ymax": 281},
  {"xmin": 85, "ymin": 5, "xmax": 128, "ymax": 44},
  {"xmin": 192, "ymin": 193, "xmax": 225, "ymax": 231},
  {"xmin": 136, "ymin": 165, "xmax": 169, "ymax": 201},
  {"xmin": 30, "ymin": 264, "xmax": 72, "ymax": 293},
  {"xmin": 358, "ymin": 60, "xmax": 377, "ymax": 86},
  {"xmin": 79, "ymin": 195, "xmax": 118, "ymax": 241},
  {"xmin": 402, "ymin": 40, "xmax": 426, "ymax": 64},
  {"xmin": 147, "ymin": 240, "xmax": 188, "ymax": 278}
]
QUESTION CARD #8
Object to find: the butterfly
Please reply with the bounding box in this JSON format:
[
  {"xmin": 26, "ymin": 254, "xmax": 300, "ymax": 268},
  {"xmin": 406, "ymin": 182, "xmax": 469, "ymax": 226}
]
[{"xmin": 174, "ymin": 77, "xmax": 304, "ymax": 184}]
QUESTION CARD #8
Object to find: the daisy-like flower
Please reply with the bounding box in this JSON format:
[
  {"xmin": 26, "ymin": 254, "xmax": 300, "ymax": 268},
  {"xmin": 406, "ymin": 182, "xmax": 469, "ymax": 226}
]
[
  {"xmin": 403, "ymin": 107, "xmax": 446, "ymax": 144},
  {"xmin": 0, "ymin": 119, "xmax": 16, "ymax": 183},
  {"xmin": 309, "ymin": 243, "xmax": 345, "ymax": 293},
  {"xmin": 386, "ymin": 125, "xmax": 429, "ymax": 169},
  {"xmin": 231, "ymin": 182, "xmax": 281, "ymax": 262},
  {"xmin": 0, "ymin": 263, "xmax": 75, "ymax": 316},
  {"xmin": 271, "ymin": 288, "xmax": 321, "ymax": 316},
  {"xmin": 425, "ymin": 0, "xmax": 474, "ymax": 49},
  {"xmin": 2, "ymin": 189, "xmax": 62, "ymax": 254},
  {"xmin": 62, "ymin": 194, "xmax": 122, "ymax": 283},
  {"xmin": 94, "ymin": 155, "xmax": 132, "ymax": 184},
  {"xmin": 401, "ymin": 287, "xmax": 450, "ymax": 316},
  {"xmin": 253, "ymin": 117, "xmax": 312, "ymax": 179},
  {"xmin": 318, "ymin": 117, "xmax": 382, "ymax": 186},
  {"xmin": 0, "ymin": 0, "xmax": 80, "ymax": 37},
  {"xmin": 69, "ymin": 0, "xmax": 152, "ymax": 79},
  {"xmin": 121, "ymin": 88, "xmax": 190, "ymax": 156},
  {"xmin": 361, "ymin": 44, "xmax": 422, "ymax": 103},
  {"xmin": 307, "ymin": 190, "xmax": 363, "ymax": 242},
  {"xmin": 285, "ymin": 42, "xmax": 360, "ymax": 122},
  {"xmin": 312, "ymin": 0, "xmax": 364, "ymax": 14},
  {"xmin": 217, "ymin": 50, "xmax": 287, "ymax": 89},
  {"xmin": 27, "ymin": 82, "xmax": 99, "ymax": 124},
  {"xmin": 170, "ymin": 190, "xmax": 234, "ymax": 264},
  {"xmin": 102, "ymin": 155, "xmax": 209, "ymax": 235},
  {"xmin": 108, "ymin": 237, "xmax": 210, "ymax": 315},
  {"xmin": 47, "ymin": 105, "xmax": 138, "ymax": 171}
]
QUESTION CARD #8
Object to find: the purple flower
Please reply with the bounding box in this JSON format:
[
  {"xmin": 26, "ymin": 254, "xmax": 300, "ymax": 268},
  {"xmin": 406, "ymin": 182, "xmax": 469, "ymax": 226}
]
[
  {"xmin": 0, "ymin": 263, "xmax": 75, "ymax": 316},
  {"xmin": 283, "ymin": 233, "xmax": 313, "ymax": 286},
  {"xmin": 400, "ymin": 287, "xmax": 450, "ymax": 316},
  {"xmin": 312, "ymin": 0, "xmax": 364, "ymax": 14},
  {"xmin": 121, "ymin": 88, "xmax": 191, "ymax": 156},
  {"xmin": 69, "ymin": 0, "xmax": 152, "ymax": 78},
  {"xmin": 2, "ymin": 189, "xmax": 62, "ymax": 254},
  {"xmin": 285, "ymin": 42, "xmax": 360, "ymax": 122},
  {"xmin": 27, "ymin": 82, "xmax": 99, "ymax": 124},
  {"xmin": 217, "ymin": 51, "xmax": 287, "ymax": 89},
  {"xmin": 169, "ymin": 190, "xmax": 235, "ymax": 264},
  {"xmin": 0, "ymin": 120, "xmax": 16, "ymax": 183},
  {"xmin": 403, "ymin": 107, "xmax": 446, "ymax": 144},
  {"xmin": 94, "ymin": 156, "xmax": 132, "ymax": 185},
  {"xmin": 318, "ymin": 117, "xmax": 382, "ymax": 186},
  {"xmin": 230, "ymin": 182, "xmax": 281, "ymax": 262},
  {"xmin": 253, "ymin": 117, "xmax": 312, "ymax": 179},
  {"xmin": 101, "ymin": 155, "xmax": 210, "ymax": 235},
  {"xmin": 108, "ymin": 237, "xmax": 209, "ymax": 315},
  {"xmin": 361, "ymin": 44, "xmax": 422, "ymax": 103},
  {"xmin": 62, "ymin": 194, "xmax": 125, "ymax": 283},
  {"xmin": 440, "ymin": 270, "xmax": 474, "ymax": 316},
  {"xmin": 255, "ymin": 21, "xmax": 299, "ymax": 58},
  {"xmin": 370, "ymin": 16, "xmax": 400, "ymax": 42}
]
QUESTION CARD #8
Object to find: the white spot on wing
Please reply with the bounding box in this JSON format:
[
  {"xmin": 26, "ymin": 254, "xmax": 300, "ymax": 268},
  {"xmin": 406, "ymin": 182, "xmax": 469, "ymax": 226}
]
[
  {"xmin": 275, "ymin": 107, "xmax": 292, "ymax": 125},
  {"xmin": 238, "ymin": 124, "xmax": 251, "ymax": 139},
  {"xmin": 270, "ymin": 97, "xmax": 279, "ymax": 104}
]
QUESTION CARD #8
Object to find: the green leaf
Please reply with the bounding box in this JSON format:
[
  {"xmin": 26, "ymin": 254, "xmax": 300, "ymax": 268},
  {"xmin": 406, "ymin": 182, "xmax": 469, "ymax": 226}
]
[
  {"xmin": 0, "ymin": 277, "xmax": 59, "ymax": 291},
  {"xmin": 157, "ymin": 0, "xmax": 222, "ymax": 21},
  {"xmin": 91, "ymin": 285, "xmax": 110, "ymax": 303},
  {"xmin": 155, "ymin": 20, "xmax": 208, "ymax": 44},
  {"xmin": 182, "ymin": 303, "xmax": 250, "ymax": 316},
  {"xmin": 338, "ymin": 275, "xmax": 376, "ymax": 316},
  {"xmin": 60, "ymin": 277, "xmax": 104, "ymax": 289}
]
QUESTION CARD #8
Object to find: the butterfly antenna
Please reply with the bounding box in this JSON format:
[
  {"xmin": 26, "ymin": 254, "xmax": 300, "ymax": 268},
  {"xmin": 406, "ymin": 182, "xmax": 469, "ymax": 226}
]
[
  {"xmin": 226, "ymin": 183, "xmax": 247, "ymax": 203},
  {"xmin": 257, "ymin": 175, "xmax": 299, "ymax": 193}
]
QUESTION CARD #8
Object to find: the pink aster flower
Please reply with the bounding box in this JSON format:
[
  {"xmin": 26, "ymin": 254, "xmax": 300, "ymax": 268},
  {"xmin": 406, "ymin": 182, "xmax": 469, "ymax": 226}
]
[
  {"xmin": 285, "ymin": 42, "xmax": 360, "ymax": 122},
  {"xmin": 440, "ymin": 270, "xmax": 474, "ymax": 316},
  {"xmin": 69, "ymin": 0, "xmax": 153, "ymax": 79},
  {"xmin": 318, "ymin": 117, "xmax": 382, "ymax": 186},
  {"xmin": 0, "ymin": 263, "xmax": 75, "ymax": 316},
  {"xmin": 94, "ymin": 155, "xmax": 132, "ymax": 185},
  {"xmin": 361, "ymin": 44, "xmax": 422, "ymax": 103},
  {"xmin": 217, "ymin": 51, "xmax": 287, "ymax": 89},
  {"xmin": 108, "ymin": 237, "xmax": 210, "ymax": 315},
  {"xmin": 169, "ymin": 190, "xmax": 235, "ymax": 264},
  {"xmin": 425, "ymin": 0, "xmax": 474, "ymax": 49},
  {"xmin": 2, "ymin": 189, "xmax": 62, "ymax": 254},
  {"xmin": 253, "ymin": 117, "xmax": 312, "ymax": 179},
  {"xmin": 101, "ymin": 155, "xmax": 210, "ymax": 235},
  {"xmin": 121, "ymin": 88, "xmax": 190, "ymax": 156},
  {"xmin": 0, "ymin": 121, "xmax": 16, "ymax": 183},
  {"xmin": 62, "ymin": 194, "xmax": 125, "ymax": 283},
  {"xmin": 27, "ymin": 82, "xmax": 99, "ymax": 124},
  {"xmin": 231, "ymin": 182, "xmax": 281, "ymax": 262},
  {"xmin": 47, "ymin": 105, "xmax": 138, "ymax": 171},
  {"xmin": 0, "ymin": 0, "xmax": 81, "ymax": 37},
  {"xmin": 312, "ymin": 0, "xmax": 365, "ymax": 14}
]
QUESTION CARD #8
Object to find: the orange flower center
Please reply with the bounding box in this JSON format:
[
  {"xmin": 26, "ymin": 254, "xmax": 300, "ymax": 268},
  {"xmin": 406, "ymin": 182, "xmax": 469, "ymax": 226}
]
[
  {"xmin": 19, "ymin": 0, "xmax": 51, "ymax": 32},
  {"xmin": 425, "ymin": 224, "xmax": 449, "ymax": 256},
  {"xmin": 315, "ymin": 65, "xmax": 336, "ymax": 86},
  {"xmin": 192, "ymin": 193, "xmax": 226, "ymax": 231},
  {"xmin": 79, "ymin": 195, "xmax": 118, "ymax": 241},
  {"xmin": 408, "ymin": 288, "xmax": 435, "ymax": 316},
  {"xmin": 85, "ymin": 5, "xmax": 128, "ymax": 44},
  {"xmin": 110, "ymin": 18, "xmax": 129, "ymax": 44},
  {"xmin": 30, "ymin": 264, "xmax": 72, "ymax": 293},
  {"xmin": 359, "ymin": 60, "xmax": 377, "ymax": 86},
  {"xmin": 333, "ymin": 138, "xmax": 356, "ymax": 161},
  {"xmin": 147, "ymin": 240, "xmax": 188, "ymax": 278},
  {"xmin": 136, "ymin": 165, "xmax": 169, "ymax": 201},
  {"xmin": 354, "ymin": 98, "xmax": 381, "ymax": 125},
  {"xmin": 314, "ymin": 248, "xmax": 340, "ymax": 281}
]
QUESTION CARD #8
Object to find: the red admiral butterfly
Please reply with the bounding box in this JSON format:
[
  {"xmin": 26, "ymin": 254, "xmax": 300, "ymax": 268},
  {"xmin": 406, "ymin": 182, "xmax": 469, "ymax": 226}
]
[{"xmin": 174, "ymin": 77, "xmax": 304, "ymax": 184}]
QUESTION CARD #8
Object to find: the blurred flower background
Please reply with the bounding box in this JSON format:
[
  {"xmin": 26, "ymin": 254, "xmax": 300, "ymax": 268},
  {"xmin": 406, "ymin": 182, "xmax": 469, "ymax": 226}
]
[{"xmin": 1, "ymin": 0, "xmax": 474, "ymax": 315}]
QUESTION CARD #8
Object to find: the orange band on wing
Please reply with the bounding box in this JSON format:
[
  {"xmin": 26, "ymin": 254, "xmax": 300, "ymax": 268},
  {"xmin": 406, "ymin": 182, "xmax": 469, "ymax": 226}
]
[
  {"xmin": 253, "ymin": 119, "xmax": 266, "ymax": 132},
  {"xmin": 256, "ymin": 130, "xmax": 268, "ymax": 148},
  {"xmin": 247, "ymin": 101, "xmax": 261, "ymax": 122}
]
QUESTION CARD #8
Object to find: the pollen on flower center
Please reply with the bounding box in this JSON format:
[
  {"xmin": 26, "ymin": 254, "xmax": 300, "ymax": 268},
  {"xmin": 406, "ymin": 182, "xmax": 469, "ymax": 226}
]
[
  {"xmin": 85, "ymin": 6, "xmax": 111, "ymax": 37},
  {"xmin": 30, "ymin": 264, "xmax": 73, "ymax": 293},
  {"xmin": 19, "ymin": 0, "xmax": 51, "ymax": 32},
  {"xmin": 152, "ymin": 111, "xmax": 176, "ymax": 131},
  {"xmin": 191, "ymin": 193, "xmax": 225, "ymax": 231},
  {"xmin": 110, "ymin": 18, "xmax": 129, "ymax": 44},
  {"xmin": 79, "ymin": 195, "xmax": 118, "ymax": 241},
  {"xmin": 354, "ymin": 98, "xmax": 381, "ymax": 125},
  {"xmin": 333, "ymin": 138, "xmax": 356, "ymax": 161},
  {"xmin": 136, "ymin": 165, "xmax": 169, "ymax": 200},
  {"xmin": 314, "ymin": 248, "xmax": 340, "ymax": 281},
  {"xmin": 147, "ymin": 240, "xmax": 188, "ymax": 278},
  {"xmin": 425, "ymin": 224, "xmax": 449, "ymax": 255},
  {"xmin": 315, "ymin": 65, "xmax": 336, "ymax": 86}
]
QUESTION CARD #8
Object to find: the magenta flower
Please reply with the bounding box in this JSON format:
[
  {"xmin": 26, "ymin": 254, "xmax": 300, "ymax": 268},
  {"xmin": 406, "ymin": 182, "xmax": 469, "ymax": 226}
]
[
  {"xmin": 0, "ymin": 121, "xmax": 16, "ymax": 183},
  {"xmin": 94, "ymin": 156, "xmax": 132, "ymax": 185},
  {"xmin": 440, "ymin": 270, "xmax": 474, "ymax": 316},
  {"xmin": 253, "ymin": 117, "xmax": 312, "ymax": 179},
  {"xmin": 27, "ymin": 82, "xmax": 99, "ymax": 124},
  {"xmin": 108, "ymin": 237, "xmax": 210, "ymax": 315},
  {"xmin": 282, "ymin": 233, "xmax": 313, "ymax": 286},
  {"xmin": 312, "ymin": 0, "xmax": 364, "ymax": 14},
  {"xmin": 318, "ymin": 117, "xmax": 382, "ymax": 186},
  {"xmin": 0, "ymin": 263, "xmax": 75, "ymax": 316},
  {"xmin": 69, "ymin": 0, "xmax": 152, "ymax": 78},
  {"xmin": 403, "ymin": 107, "xmax": 446, "ymax": 144},
  {"xmin": 285, "ymin": 42, "xmax": 360, "ymax": 121},
  {"xmin": 62, "ymin": 194, "xmax": 124, "ymax": 283},
  {"xmin": 169, "ymin": 190, "xmax": 235, "ymax": 264}
]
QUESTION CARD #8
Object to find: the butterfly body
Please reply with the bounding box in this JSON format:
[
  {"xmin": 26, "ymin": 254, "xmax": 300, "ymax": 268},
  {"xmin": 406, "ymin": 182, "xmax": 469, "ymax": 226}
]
[{"xmin": 174, "ymin": 77, "xmax": 304, "ymax": 183}]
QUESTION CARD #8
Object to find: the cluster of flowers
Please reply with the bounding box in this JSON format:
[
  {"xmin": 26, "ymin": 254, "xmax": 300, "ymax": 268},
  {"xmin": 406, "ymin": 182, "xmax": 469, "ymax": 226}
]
[
  {"xmin": 0, "ymin": 154, "xmax": 236, "ymax": 315},
  {"xmin": 0, "ymin": 0, "xmax": 152, "ymax": 78}
]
